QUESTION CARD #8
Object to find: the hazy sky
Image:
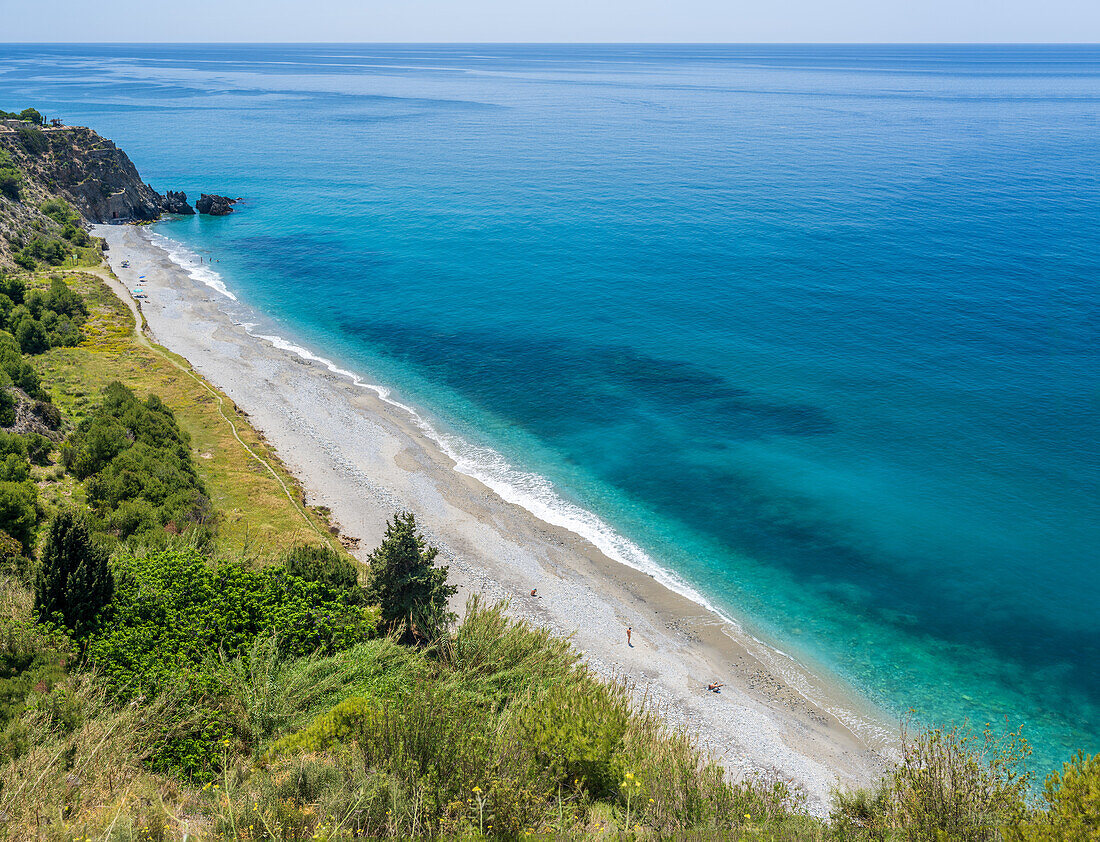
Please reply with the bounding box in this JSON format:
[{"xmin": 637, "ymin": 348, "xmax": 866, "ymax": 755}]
[{"xmin": 4, "ymin": 0, "xmax": 1100, "ymax": 43}]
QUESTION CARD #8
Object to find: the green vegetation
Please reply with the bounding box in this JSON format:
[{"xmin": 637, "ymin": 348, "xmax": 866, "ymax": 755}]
[
  {"xmin": 0, "ymin": 269, "xmax": 87, "ymax": 354},
  {"xmin": 33, "ymin": 508, "xmax": 114, "ymax": 638},
  {"xmin": 38, "ymin": 268, "xmax": 335, "ymax": 553},
  {"xmin": 0, "ymin": 149, "xmax": 20, "ymax": 201},
  {"xmin": 1015, "ymin": 751, "xmax": 1100, "ymax": 840},
  {"xmin": 14, "ymin": 124, "xmax": 48, "ymax": 156},
  {"xmin": 87, "ymin": 548, "xmax": 377, "ymax": 699},
  {"xmin": 364, "ymin": 510, "xmax": 456, "ymax": 642},
  {"xmin": 284, "ymin": 542, "xmax": 364, "ymax": 598},
  {"xmin": 0, "ymin": 258, "xmax": 1095, "ymax": 839},
  {"xmin": 0, "ymin": 108, "xmax": 44, "ymax": 126},
  {"xmin": 41, "ymin": 196, "xmax": 91, "ymax": 247},
  {"xmin": 62, "ymin": 381, "xmax": 213, "ymax": 541}
]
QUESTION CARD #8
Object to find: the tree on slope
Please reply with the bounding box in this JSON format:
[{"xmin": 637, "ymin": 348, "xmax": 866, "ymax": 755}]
[
  {"xmin": 34, "ymin": 508, "xmax": 114, "ymax": 638},
  {"xmin": 364, "ymin": 511, "xmax": 455, "ymax": 643}
]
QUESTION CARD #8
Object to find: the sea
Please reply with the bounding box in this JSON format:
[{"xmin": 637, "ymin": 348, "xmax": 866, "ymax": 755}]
[{"xmin": 1, "ymin": 43, "xmax": 1097, "ymax": 774}]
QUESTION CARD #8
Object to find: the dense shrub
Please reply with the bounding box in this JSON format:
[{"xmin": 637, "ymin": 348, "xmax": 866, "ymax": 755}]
[
  {"xmin": 0, "ymin": 529, "xmax": 25, "ymax": 577},
  {"xmin": 0, "ymin": 388, "xmax": 15, "ymax": 427},
  {"xmin": 85, "ymin": 549, "xmax": 378, "ymax": 698},
  {"xmin": 2, "ymin": 277, "xmax": 87, "ymax": 353},
  {"xmin": 830, "ymin": 720, "xmax": 1033, "ymax": 841},
  {"xmin": 514, "ymin": 679, "xmax": 631, "ymax": 798},
  {"xmin": 1010, "ymin": 751, "xmax": 1100, "ymax": 840},
  {"xmin": 13, "ymin": 235, "xmax": 67, "ymax": 271},
  {"xmin": 0, "ymin": 149, "xmax": 20, "ymax": 201},
  {"xmin": 364, "ymin": 511, "xmax": 455, "ymax": 642},
  {"xmin": 0, "ymin": 330, "xmax": 47, "ymax": 398},
  {"xmin": 24, "ymin": 432, "xmax": 52, "ymax": 466},
  {"xmin": 40, "ymin": 197, "xmax": 78, "ymax": 226},
  {"xmin": 0, "ymin": 591, "xmax": 72, "ymax": 762},
  {"xmin": 63, "ymin": 382, "xmax": 211, "ymax": 538},
  {"xmin": 0, "ymin": 479, "xmax": 37, "ymax": 554},
  {"xmin": 33, "ymin": 508, "xmax": 114, "ymax": 639},
  {"xmin": 32, "ymin": 198, "xmax": 90, "ymax": 250},
  {"xmin": 284, "ymin": 542, "xmax": 362, "ymax": 598}
]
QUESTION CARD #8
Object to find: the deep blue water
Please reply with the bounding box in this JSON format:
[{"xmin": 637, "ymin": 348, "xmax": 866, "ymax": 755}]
[{"xmin": 2, "ymin": 43, "xmax": 1098, "ymax": 772}]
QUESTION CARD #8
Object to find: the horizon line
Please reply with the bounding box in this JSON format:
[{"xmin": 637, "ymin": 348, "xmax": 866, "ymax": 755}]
[{"xmin": 3, "ymin": 40, "xmax": 1100, "ymax": 46}]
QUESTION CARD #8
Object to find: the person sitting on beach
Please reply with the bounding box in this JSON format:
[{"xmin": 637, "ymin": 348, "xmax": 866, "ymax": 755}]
[
  {"xmin": 530, "ymin": 588, "xmax": 538, "ymax": 597},
  {"xmin": 707, "ymin": 682, "xmax": 724, "ymax": 693}
]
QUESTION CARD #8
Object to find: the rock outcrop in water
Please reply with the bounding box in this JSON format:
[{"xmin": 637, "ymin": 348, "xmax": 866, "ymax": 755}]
[
  {"xmin": 163, "ymin": 190, "xmax": 195, "ymax": 215},
  {"xmin": 195, "ymin": 193, "xmax": 236, "ymax": 216}
]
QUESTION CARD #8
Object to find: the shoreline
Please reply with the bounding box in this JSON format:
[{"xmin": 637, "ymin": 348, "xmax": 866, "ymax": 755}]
[{"xmin": 94, "ymin": 222, "xmax": 894, "ymax": 813}]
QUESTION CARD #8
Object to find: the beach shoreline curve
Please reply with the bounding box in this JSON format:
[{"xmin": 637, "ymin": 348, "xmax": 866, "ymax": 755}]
[{"xmin": 94, "ymin": 222, "xmax": 894, "ymax": 814}]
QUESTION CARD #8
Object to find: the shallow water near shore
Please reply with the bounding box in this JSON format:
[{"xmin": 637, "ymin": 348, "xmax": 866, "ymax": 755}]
[{"xmin": 4, "ymin": 44, "xmax": 1099, "ymax": 772}]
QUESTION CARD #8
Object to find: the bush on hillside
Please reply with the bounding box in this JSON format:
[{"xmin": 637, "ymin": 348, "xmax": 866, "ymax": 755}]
[
  {"xmin": 14, "ymin": 235, "xmax": 67, "ymax": 271},
  {"xmin": 40, "ymin": 197, "xmax": 78, "ymax": 226},
  {"xmin": 0, "ymin": 388, "xmax": 15, "ymax": 427},
  {"xmin": 63, "ymin": 382, "xmax": 212, "ymax": 539},
  {"xmin": 0, "ymin": 150, "xmax": 20, "ymax": 201},
  {"xmin": 85, "ymin": 549, "xmax": 378, "ymax": 698},
  {"xmin": 1009, "ymin": 750, "xmax": 1100, "ymax": 840},
  {"xmin": 0, "ymin": 529, "xmax": 25, "ymax": 577},
  {"xmin": 2, "ymin": 274, "xmax": 90, "ymax": 354},
  {"xmin": 364, "ymin": 511, "xmax": 456, "ymax": 643},
  {"xmin": 284, "ymin": 542, "xmax": 363, "ymax": 599},
  {"xmin": 15, "ymin": 125, "xmax": 47, "ymax": 156},
  {"xmin": 265, "ymin": 598, "xmax": 796, "ymax": 839},
  {"xmin": 830, "ymin": 719, "xmax": 1033, "ymax": 841},
  {"xmin": 0, "ymin": 330, "xmax": 48, "ymax": 398},
  {"xmin": 0, "ymin": 594, "xmax": 73, "ymax": 762},
  {"xmin": 0, "ymin": 480, "xmax": 37, "ymax": 555},
  {"xmin": 33, "ymin": 508, "xmax": 114, "ymax": 639}
]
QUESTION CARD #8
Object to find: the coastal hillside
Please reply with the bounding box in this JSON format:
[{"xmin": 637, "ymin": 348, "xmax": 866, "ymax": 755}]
[
  {"xmin": 0, "ymin": 109, "xmax": 233, "ymax": 269},
  {"xmin": 0, "ymin": 115, "xmax": 155, "ymax": 270},
  {"xmin": 0, "ymin": 114, "xmax": 1096, "ymax": 840}
]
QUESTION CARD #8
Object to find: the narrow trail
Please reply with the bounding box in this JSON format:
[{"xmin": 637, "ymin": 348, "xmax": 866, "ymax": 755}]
[{"xmin": 68, "ymin": 265, "xmax": 335, "ymax": 549}]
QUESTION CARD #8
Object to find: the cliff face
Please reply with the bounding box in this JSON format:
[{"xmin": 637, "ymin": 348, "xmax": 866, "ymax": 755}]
[
  {"xmin": 0, "ymin": 119, "xmax": 236, "ymax": 269},
  {"xmin": 0, "ymin": 121, "xmax": 174, "ymax": 268},
  {"xmin": 0, "ymin": 124, "xmax": 165, "ymax": 224}
]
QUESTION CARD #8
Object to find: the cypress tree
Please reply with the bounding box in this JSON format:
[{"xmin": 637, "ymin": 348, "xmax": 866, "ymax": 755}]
[
  {"xmin": 34, "ymin": 508, "xmax": 113, "ymax": 637},
  {"xmin": 363, "ymin": 511, "xmax": 456, "ymax": 643}
]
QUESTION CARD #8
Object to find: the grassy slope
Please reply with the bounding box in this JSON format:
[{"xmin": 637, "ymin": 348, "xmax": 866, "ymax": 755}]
[{"xmin": 31, "ymin": 266, "xmax": 340, "ymax": 557}]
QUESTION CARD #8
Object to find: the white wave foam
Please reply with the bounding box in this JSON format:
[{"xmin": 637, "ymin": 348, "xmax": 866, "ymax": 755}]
[
  {"xmin": 243, "ymin": 327, "xmax": 726, "ymax": 621},
  {"xmin": 147, "ymin": 232, "xmax": 238, "ymax": 301},
  {"xmin": 241, "ymin": 324, "xmax": 893, "ymax": 748}
]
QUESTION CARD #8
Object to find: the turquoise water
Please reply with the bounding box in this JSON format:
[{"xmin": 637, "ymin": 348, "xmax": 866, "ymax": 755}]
[{"xmin": 3, "ymin": 44, "xmax": 1098, "ymax": 771}]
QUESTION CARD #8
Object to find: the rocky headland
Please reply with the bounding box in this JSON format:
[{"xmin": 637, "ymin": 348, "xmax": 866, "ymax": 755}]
[{"xmin": 0, "ymin": 115, "xmax": 236, "ymax": 268}]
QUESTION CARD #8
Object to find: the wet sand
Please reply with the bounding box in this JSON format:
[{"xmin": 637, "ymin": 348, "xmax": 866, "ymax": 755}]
[{"xmin": 94, "ymin": 223, "xmax": 894, "ymax": 814}]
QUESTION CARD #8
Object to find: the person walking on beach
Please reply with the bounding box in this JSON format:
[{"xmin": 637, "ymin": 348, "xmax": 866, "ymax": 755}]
[{"xmin": 626, "ymin": 626, "xmax": 632, "ymax": 647}]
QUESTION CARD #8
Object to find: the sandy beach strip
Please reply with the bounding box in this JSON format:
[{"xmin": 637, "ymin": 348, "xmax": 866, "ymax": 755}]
[{"xmin": 94, "ymin": 223, "xmax": 893, "ymax": 814}]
